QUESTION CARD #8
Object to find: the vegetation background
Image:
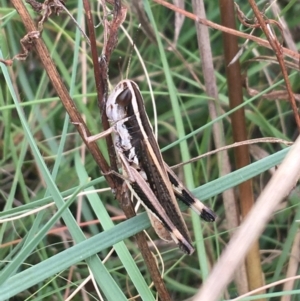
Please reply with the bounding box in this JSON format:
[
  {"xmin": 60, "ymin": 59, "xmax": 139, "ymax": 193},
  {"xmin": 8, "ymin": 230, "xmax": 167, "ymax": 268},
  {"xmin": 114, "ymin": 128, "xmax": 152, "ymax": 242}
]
[{"xmin": 0, "ymin": 0, "xmax": 300, "ymax": 300}]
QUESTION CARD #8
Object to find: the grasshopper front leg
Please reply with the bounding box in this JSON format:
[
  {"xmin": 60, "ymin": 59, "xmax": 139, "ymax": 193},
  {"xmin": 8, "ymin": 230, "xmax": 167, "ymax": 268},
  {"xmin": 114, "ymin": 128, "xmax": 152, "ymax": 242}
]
[{"xmin": 73, "ymin": 121, "xmax": 115, "ymax": 144}]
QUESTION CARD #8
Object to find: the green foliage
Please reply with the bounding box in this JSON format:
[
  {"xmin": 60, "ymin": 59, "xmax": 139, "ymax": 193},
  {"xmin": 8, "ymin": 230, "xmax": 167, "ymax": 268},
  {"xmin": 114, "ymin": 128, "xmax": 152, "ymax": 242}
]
[{"xmin": 0, "ymin": 0, "xmax": 299, "ymax": 300}]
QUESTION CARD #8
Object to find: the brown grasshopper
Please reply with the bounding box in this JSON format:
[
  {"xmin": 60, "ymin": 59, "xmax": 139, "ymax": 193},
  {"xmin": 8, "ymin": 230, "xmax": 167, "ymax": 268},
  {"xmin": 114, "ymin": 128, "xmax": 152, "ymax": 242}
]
[{"xmin": 80, "ymin": 80, "xmax": 216, "ymax": 254}]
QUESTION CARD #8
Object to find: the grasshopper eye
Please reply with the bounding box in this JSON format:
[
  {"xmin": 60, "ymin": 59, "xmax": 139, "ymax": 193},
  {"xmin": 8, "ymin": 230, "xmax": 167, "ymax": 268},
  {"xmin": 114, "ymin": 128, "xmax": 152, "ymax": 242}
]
[{"xmin": 116, "ymin": 88, "xmax": 132, "ymax": 106}]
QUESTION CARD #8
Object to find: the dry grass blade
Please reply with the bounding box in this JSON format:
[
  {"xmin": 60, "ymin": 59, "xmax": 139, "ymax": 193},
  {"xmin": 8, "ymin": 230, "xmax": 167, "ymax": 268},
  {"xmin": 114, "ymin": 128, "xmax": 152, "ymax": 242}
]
[
  {"xmin": 192, "ymin": 0, "xmax": 249, "ymax": 295},
  {"xmin": 194, "ymin": 135, "xmax": 300, "ymax": 300},
  {"xmin": 82, "ymin": 1, "xmax": 171, "ymax": 299}
]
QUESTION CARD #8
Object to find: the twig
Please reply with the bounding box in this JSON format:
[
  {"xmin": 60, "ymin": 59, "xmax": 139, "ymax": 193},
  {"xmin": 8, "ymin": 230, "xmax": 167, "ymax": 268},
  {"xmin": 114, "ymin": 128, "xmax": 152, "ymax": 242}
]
[
  {"xmin": 247, "ymin": 0, "xmax": 300, "ymax": 132},
  {"xmin": 153, "ymin": 0, "xmax": 300, "ymax": 63},
  {"xmin": 9, "ymin": 0, "xmax": 116, "ymax": 188}
]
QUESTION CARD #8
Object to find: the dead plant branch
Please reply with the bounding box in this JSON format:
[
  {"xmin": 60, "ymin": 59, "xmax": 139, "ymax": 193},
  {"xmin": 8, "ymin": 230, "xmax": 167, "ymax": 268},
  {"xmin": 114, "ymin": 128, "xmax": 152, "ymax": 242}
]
[
  {"xmin": 8, "ymin": 0, "xmax": 116, "ymax": 196},
  {"xmin": 247, "ymin": 0, "xmax": 300, "ymax": 131},
  {"xmin": 0, "ymin": 31, "xmax": 40, "ymax": 66},
  {"xmin": 153, "ymin": 0, "xmax": 300, "ymax": 63}
]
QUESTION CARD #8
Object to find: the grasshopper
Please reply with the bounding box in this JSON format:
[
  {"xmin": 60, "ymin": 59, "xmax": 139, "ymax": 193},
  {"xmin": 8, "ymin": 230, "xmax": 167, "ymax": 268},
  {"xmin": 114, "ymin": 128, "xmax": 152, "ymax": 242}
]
[{"xmin": 80, "ymin": 80, "xmax": 216, "ymax": 254}]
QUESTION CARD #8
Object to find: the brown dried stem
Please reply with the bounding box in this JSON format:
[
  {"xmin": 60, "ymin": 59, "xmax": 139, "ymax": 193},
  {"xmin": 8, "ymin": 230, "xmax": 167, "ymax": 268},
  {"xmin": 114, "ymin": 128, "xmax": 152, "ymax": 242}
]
[
  {"xmin": 153, "ymin": 0, "xmax": 300, "ymax": 63},
  {"xmin": 9, "ymin": 0, "xmax": 116, "ymax": 188},
  {"xmin": 82, "ymin": 1, "xmax": 171, "ymax": 299},
  {"xmin": 220, "ymin": 1, "xmax": 265, "ymax": 298},
  {"xmin": 247, "ymin": 0, "xmax": 300, "ymax": 131}
]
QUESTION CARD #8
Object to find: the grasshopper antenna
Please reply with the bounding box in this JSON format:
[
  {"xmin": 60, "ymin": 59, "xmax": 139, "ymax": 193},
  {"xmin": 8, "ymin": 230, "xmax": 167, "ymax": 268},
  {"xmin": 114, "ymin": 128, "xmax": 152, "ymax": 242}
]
[{"xmin": 125, "ymin": 24, "xmax": 141, "ymax": 79}]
